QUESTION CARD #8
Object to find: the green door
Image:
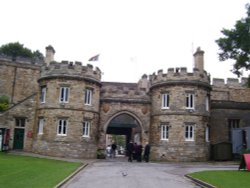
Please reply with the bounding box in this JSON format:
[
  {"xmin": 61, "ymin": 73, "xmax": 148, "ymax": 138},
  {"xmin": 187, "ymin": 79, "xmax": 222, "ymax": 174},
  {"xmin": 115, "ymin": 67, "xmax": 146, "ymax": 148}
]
[{"xmin": 13, "ymin": 128, "xmax": 24, "ymax": 149}]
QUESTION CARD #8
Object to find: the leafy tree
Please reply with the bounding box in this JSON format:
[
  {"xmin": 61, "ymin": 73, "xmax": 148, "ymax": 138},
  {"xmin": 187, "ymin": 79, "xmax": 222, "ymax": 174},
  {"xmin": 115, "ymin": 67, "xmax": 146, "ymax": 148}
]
[
  {"xmin": 0, "ymin": 95, "xmax": 9, "ymax": 112},
  {"xmin": 0, "ymin": 42, "xmax": 44, "ymax": 61},
  {"xmin": 32, "ymin": 50, "xmax": 44, "ymax": 61},
  {"xmin": 215, "ymin": 4, "xmax": 250, "ymax": 86},
  {"xmin": 112, "ymin": 135, "xmax": 126, "ymax": 147}
]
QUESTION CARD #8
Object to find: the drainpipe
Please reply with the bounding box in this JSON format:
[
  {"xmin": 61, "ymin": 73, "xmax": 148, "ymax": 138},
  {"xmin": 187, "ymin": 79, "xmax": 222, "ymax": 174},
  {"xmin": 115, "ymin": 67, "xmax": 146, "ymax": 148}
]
[{"xmin": 11, "ymin": 67, "xmax": 17, "ymax": 104}]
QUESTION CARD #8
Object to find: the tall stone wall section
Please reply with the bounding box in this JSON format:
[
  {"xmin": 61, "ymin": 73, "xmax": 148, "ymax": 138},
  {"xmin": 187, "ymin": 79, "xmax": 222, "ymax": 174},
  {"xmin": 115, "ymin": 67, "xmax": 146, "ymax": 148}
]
[
  {"xmin": 33, "ymin": 61, "xmax": 102, "ymax": 158},
  {"xmin": 210, "ymin": 78, "xmax": 250, "ymax": 145},
  {"xmin": 148, "ymin": 67, "xmax": 211, "ymax": 161},
  {"xmin": 0, "ymin": 94, "xmax": 37, "ymax": 151},
  {"xmin": 0, "ymin": 58, "xmax": 41, "ymax": 104},
  {"xmin": 0, "ymin": 58, "xmax": 41, "ymax": 152}
]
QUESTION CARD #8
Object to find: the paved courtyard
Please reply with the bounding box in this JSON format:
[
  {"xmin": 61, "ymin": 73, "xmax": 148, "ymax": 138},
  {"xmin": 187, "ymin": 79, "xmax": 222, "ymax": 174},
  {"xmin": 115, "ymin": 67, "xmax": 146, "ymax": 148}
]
[{"xmin": 61, "ymin": 156, "xmax": 238, "ymax": 188}]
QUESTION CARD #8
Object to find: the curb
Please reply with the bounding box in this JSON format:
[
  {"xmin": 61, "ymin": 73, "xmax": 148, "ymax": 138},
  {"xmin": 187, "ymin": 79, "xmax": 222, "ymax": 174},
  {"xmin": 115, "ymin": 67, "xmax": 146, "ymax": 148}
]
[
  {"xmin": 54, "ymin": 163, "xmax": 89, "ymax": 188},
  {"xmin": 185, "ymin": 174, "xmax": 216, "ymax": 188}
]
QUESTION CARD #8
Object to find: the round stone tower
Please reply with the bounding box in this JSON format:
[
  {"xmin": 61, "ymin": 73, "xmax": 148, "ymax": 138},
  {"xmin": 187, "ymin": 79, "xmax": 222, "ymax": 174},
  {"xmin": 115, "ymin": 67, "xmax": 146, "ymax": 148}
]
[
  {"xmin": 149, "ymin": 48, "xmax": 211, "ymax": 161},
  {"xmin": 33, "ymin": 47, "xmax": 102, "ymax": 158}
]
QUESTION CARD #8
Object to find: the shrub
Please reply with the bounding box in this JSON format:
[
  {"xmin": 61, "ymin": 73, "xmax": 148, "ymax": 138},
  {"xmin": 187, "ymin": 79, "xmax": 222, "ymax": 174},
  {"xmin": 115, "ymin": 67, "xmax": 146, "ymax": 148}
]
[{"xmin": 0, "ymin": 95, "xmax": 9, "ymax": 111}]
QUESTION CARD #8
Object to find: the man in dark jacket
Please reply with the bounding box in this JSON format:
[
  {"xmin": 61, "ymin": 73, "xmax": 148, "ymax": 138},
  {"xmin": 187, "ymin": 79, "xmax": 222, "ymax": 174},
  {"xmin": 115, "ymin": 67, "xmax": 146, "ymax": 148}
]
[
  {"xmin": 111, "ymin": 142, "xmax": 117, "ymax": 158},
  {"xmin": 136, "ymin": 143, "xmax": 143, "ymax": 162},
  {"xmin": 127, "ymin": 141, "xmax": 134, "ymax": 162},
  {"xmin": 143, "ymin": 142, "xmax": 150, "ymax": 162}
]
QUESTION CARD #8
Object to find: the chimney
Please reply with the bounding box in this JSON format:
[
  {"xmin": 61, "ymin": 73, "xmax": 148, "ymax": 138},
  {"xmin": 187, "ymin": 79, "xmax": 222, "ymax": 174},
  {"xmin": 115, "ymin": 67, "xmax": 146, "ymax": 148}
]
[
  {"xmin": 138, "ymin": 74, "xmax": 149, "ymax": 92},
  {"xmin": 45, "ymin": 45, "xmax": 55, "ymax": 65},
  {"xmin": 193, "ymin": 47, "xmax": 204, "ymax": 72}
]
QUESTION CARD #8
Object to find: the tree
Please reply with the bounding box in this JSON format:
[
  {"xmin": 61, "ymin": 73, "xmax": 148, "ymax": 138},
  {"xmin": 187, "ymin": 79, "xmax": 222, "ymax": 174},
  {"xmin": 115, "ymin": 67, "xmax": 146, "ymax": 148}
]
[
  {"xmin": 0, "ymin": 95, "xmax": 9, "ymax": 112},
  {"xmin": 32, "ymin": 50, "xmax": 44, "ymax": 61},
  {"xmin": 215, "ymin": 4, "xmax": 250, "ymax": 86},
  {"xmin": 0, "ymin": 42, "xmax": 44, "ymax": 61}
]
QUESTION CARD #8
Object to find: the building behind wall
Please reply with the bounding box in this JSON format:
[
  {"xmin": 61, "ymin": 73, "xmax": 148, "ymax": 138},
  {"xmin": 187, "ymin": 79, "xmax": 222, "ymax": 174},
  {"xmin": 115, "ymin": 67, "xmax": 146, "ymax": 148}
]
[{"xmin": 0, "ymin": 46, "xmax": 250, "ymax": 161}]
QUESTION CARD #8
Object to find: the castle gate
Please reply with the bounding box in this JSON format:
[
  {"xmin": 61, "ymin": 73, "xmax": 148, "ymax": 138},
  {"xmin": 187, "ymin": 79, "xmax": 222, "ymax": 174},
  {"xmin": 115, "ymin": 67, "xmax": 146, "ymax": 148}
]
[
  {"xmin": 105, "ymin": 111, "xmax": 142, "ymax": 146},
  {"xmin": 98, "ymin": 82, "xmax": 151, "ymax": 149}
]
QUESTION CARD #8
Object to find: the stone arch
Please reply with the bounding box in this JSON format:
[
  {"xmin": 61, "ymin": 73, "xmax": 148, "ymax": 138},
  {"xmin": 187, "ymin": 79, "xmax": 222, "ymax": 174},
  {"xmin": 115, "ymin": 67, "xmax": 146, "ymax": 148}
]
[
  {"xmin": 102, "ymin": 110, "xmax": 147, "ymax": 147},
  {"xmin": 103, "ymin": 110, "xmax": 143, "ymax": 133}
]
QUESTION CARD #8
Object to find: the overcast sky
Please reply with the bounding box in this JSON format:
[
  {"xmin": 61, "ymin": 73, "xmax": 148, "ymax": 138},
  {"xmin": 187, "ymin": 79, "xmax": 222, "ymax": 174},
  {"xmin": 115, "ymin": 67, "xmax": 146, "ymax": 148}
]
[{"xmin": 1, "ymin": 0, "xmax": 249, "ymax": 83}]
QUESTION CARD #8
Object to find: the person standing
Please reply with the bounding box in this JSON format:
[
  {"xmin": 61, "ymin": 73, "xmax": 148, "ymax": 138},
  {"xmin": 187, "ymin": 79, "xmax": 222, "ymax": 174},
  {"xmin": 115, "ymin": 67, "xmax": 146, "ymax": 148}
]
[
  {"xmin": 136, "ymin": 143, "xmax": 143, "ymax": 162},
  {"xmin": 106, "ymin": 145, "xmax": 111, "ymax": 158},
  {"xmin": 111, "ymin": 142, "xmax": 117, "ymax": 158},
  {"xmin": 127, "ymin": 141, "xmax": 134, "ymax": 162},
  {"xmin": 143, "ymin": 142, "xmax": 150, "ymax": 162}
]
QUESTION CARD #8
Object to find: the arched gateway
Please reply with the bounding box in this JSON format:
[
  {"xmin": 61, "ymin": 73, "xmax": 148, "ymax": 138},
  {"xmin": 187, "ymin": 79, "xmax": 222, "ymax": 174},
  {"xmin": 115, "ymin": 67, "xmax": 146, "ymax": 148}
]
[
  {"xmin": 105, "ymin": 111, "xmax": 142, "ymax": 146},
  {"xmin": 98, "ymin": 82, "xmax": 151, "ymax": 150}
]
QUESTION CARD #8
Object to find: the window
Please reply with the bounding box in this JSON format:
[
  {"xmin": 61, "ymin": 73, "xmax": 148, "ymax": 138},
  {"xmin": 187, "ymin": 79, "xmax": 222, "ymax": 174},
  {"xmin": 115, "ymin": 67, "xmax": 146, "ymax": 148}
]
[
  {"xmin": 161, "ymin": 124, "xmax": 169, "ymax": 140},
  {"xmin": 83, "ymin": 121, "xmax": 90, "ymax": 137},
  {"xmin": 40, "ymin": 86, "xmax": 46, "ymax": 103},
  {"xmin": 60, "ymin": 87, "xmax": 69, "ymax": 103},
  {"xmin": 205, "ymin": 96, "xmax": 209, "ymax": 111},
  {"xmin": 228, "ymin": 119, "xmax": 240, "ymax": 141},
  {"xmin": 185, "ymin": 125, "xmax": 195, "ymax": 141},
  {"xmin": 161, "ymin": 93, "xmax": 170, "ymax": 109},
  {"xmin": 57, "ymin": 119, "xmax": 67, "ymax": 136},
  {"xmin": 84, "ymin": 89, "xmax": 92, "ymax": 105},
  {"xmin": 205, "ymin": 125, "xmax": 210, "ymax": 142},
  {"xmin": 38, "ymin": 118, "xmax": 44, "ymax": 135},
  {"xmin": 186, "ymin": 93, "xmax": 194, "ymax": 109},
  {"xmin": 15, "ymin": 118, "xmax": 25, "ymax": 127}
]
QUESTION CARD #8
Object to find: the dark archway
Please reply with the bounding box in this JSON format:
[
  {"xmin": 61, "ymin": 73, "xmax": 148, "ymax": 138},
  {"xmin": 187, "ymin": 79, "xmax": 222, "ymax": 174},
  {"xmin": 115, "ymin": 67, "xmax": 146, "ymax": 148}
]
[{"xmin": 106, "ymin": 113, "xmax": 142, "ymax": 154}]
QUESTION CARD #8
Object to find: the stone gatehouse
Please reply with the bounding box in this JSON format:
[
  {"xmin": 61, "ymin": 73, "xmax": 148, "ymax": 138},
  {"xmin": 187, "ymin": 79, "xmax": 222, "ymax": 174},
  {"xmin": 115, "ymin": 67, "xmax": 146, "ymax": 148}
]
[{"xmin": 0, "ymin": 46, "xmax": 250, "ymax": 161}]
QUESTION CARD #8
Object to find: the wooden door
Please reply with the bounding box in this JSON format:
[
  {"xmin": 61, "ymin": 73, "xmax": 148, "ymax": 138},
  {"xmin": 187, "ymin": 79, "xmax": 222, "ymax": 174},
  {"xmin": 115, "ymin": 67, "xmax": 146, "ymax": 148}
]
[{"xmin": 13, "ymin": 128, "xmax": 24, "ymax": 149}]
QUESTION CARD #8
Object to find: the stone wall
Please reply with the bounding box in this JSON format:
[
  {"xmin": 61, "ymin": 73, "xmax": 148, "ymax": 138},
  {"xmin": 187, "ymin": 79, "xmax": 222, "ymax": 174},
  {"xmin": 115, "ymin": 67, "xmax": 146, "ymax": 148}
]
[
  {"xmin": 33, "ymin": 62, "xmax": 101, "ymax": 158},
  {"xmin": 0, "ymin": 94, "xmax": 37, "ymax": 151},
  {"xmin": 210, "ymin": 78, "xmax": 250, "ymax": 145},
  {"xmin": 211, "ymin": 78, "xmax": 250, "ymax": 102},
  {"xmin": 0, "ymin": 59, "xmax": 41, "ymax": 104},
  {"xmin": 150, "ymin": 115, "xmax": 209, "ymax": 161},
  {"xmin": 150, "ymin": 81, "xmax": 210, "ymax": 161},
  {"xmin": 33, "ymin": 109, "xmax": 99, "ymax": 158},
  {"xmin": 0, "ymin": 58, "xmax": 41, "ymax": 151}
]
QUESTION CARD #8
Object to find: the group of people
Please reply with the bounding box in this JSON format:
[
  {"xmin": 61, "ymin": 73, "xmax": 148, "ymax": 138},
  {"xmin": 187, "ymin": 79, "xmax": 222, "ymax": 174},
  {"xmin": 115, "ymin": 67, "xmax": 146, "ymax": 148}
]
[
  {"xmin": 105, "ymin": 141, "xmax": 150, "ymax": 162},
  {"xmin": 126, "ymin": 141, "xmax": 150, "ymax": 162}
]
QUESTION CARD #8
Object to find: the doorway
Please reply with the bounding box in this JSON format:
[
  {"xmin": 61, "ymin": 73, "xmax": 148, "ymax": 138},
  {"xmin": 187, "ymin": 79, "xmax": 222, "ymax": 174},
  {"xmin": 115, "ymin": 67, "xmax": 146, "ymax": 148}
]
[
  {"xmin": 13, "ymin": 128, "xmax": 24, "ymax": 150},
  {"xmin": 106, "ymin": 113, "xmax": 142, "ymax": 156}
]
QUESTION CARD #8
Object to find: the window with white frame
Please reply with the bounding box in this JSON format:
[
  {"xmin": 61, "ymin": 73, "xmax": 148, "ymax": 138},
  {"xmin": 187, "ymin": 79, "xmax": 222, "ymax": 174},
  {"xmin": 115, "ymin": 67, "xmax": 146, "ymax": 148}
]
[
  {"xmin": 186, "ymin": 93, "xmax": 194, "ymax": 109},
  {"xmin": 161, "ymin": 93, "xmax": 170, "ymax": 109},
  {"xmin": 15, "ymin": 118, "xmax": 26, "ymax": 127},
  {"xmin": 205, "ymin": 95, "xmax": 209, "ymax": 111},
  {"xmin": 57, "ymin": 119, "xmax": 67, "ymax": 136},
  {"xmin": 83, "ymin": 121, "xmax": 90, "ymax": 137},
  {"xmin": 38, "ymin": 118, "xmax": 44, "ymax": 135},
  {"xmin": 59, "ymin": 87, "xmax": 69, "ymax": 103},
  {"xmin": 205, "ymin": 125, "xmax": 210, "ymax": 142},
  {"xmin": 84, "ymin": 89, "xmax": 92, "ymax": 105},
  {"xmin": 40, "ymin": 86, "xmax": 46, "ymax": 103},
  {"xmin": 161, "ymin": 124, "xmax": 170, "ymax": 140},
  {"xmin": 185, "ymin": 124, "xmax": 195, "ymax": 141}
]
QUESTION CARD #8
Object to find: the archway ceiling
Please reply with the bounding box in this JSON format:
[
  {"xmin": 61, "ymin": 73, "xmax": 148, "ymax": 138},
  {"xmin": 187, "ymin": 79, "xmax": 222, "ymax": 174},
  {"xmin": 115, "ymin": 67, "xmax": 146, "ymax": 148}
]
[{"xmin": 109, "ymin": 123, "xmax": 137, "ymax": 128}]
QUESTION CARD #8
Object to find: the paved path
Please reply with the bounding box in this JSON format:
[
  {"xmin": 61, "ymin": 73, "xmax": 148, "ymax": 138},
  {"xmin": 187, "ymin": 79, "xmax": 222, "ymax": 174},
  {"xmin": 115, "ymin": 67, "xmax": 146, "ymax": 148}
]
[{"xmin": 61, "ymin": 157, "xmax": 237, "ymax": 188}]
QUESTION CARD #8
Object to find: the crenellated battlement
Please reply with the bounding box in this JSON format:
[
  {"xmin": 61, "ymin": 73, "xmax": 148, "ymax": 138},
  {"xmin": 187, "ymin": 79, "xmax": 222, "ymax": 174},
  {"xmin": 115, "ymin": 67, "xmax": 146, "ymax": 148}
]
[
  {"xmin": 40, "ymin": 60, "xmax": 101, "ymax": 83},
  {"xmin": 143, "ymin": 67, "xmax": 210, "ymax": 89},
  {"xmin": 100, "ymin": 82, "xmax": 150, "ymax": 102},
  {"xmin": 212, "ymin": 77, "xmax": 248, "ymax": 88}
]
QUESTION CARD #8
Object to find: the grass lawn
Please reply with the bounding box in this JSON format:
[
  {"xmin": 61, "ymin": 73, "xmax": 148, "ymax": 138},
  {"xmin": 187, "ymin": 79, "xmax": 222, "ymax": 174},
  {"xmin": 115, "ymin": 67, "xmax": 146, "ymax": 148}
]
[
  {"xmin": 188, "ymin": 170, "xmax": 250, "ymax": 188},
  {"xmin": 0, "ymin": 152, "xmax": 82, "ymax": 188}
]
